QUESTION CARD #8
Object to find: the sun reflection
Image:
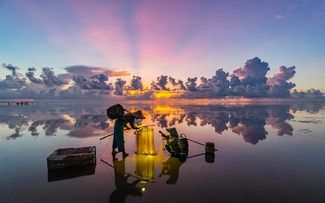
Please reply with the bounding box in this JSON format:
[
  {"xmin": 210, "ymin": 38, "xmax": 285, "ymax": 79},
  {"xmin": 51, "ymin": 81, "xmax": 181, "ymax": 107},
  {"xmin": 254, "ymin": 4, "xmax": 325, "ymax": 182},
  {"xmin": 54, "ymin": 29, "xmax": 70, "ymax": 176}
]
[{"xmin": 125, "ymin": 87, "xmax": 150, "ymax": 95}]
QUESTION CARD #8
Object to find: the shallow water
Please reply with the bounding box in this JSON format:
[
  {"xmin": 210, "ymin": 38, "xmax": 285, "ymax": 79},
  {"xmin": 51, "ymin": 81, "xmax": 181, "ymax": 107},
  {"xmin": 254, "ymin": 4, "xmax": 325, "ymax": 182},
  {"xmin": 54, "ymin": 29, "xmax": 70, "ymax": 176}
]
[{"xmin": 1, "ymin": 100, "xmax": 325, "ymax": 203}]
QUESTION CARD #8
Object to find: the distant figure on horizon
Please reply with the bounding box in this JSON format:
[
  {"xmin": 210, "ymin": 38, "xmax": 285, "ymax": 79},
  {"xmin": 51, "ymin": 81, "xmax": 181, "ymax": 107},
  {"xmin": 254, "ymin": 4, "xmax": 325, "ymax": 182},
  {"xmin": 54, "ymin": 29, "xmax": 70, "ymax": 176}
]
[{"xmin": 112, "ymin": 110, "xmax": 146, "ymax": 158}]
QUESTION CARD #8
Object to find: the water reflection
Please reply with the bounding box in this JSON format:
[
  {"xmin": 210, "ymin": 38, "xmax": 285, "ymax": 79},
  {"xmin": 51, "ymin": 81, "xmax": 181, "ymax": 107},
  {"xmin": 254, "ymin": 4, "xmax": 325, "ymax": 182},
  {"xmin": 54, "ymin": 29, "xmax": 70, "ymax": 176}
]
[
  {"xmin": 47, "ymin": 165, "xmax": 96, "ymax": 182},
  {"xmin": 109, "ymin": 158, "xmax": 144, "ymax": 203},
  {"xmin": 0, "ymin": 101, "xmax": 324, "ymax": 145},
  {"xmin": 159, "ymin": 157, "xmax": 184, "ymax": 185}
]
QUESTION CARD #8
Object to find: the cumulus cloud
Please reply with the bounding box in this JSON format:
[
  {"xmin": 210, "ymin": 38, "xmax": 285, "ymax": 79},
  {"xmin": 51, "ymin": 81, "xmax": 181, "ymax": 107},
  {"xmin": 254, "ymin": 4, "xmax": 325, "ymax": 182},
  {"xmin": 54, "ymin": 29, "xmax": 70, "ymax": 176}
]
[
  {"xmin": 291, "ymin": 89, "xmax": 324, "ymax": 98},
  {"xmin": 0, "ymin": 57, "xmax": 323, "ymax": 99},
  {"xmin": 271, "ymin": 66, "xmax": 296, "ymax": 81},
  {"xmin": 0, "ymin": 75, "xmax": 27, "ymax": 90},
  {"xmin": 114, "ymin": 78, "xmax": 127, "ymax": 95},
  {"xmin": 26, "ymin": 68, "xmax": 43, "ymax": 84},
  {"xmin": 185, "ymin": 77, "xmax": 198, "ymax": 91},
  {"xmin": 232, "ymin": 57, "xmax": 270, "ymax": 79},
  {"xmin": 73, "ymin": 74, "xmax": 113, "ymax": 90},
  {"xmin": 151, "ymin": 75, "xmax": 169, "ymax": 90},
  {"xmin": 169, "ymin": 76, "xmax": 186, "ymax": 90},
  {"xmin": 267, "ymin": 66, "xmax": 296, "ymax": 98},
  {"xmin": 40, "ymin": 68, "xmax": 67, "ymax": 87},
  {"xmin": 130, "ymin": 76, "xmax": 143, "ymax": 90}
]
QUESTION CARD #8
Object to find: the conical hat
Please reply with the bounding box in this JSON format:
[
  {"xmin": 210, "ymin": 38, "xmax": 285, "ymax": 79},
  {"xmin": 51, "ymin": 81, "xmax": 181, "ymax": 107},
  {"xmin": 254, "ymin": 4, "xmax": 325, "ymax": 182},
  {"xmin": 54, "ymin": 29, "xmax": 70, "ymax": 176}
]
[
  {"xmin": 130, "ymin": 110, "xmax": 146, "ymax": 119},
  {"xmin": 166, "ymin": 127, "xmax": 179, "ymax": 137}
]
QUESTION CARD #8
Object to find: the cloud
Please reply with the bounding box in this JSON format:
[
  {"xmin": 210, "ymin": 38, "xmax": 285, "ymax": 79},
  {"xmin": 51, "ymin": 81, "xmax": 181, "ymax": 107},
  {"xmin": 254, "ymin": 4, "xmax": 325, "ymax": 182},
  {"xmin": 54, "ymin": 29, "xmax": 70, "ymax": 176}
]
[
  {"xmin": 125, "ymin": 89, "xmax": 156, "ymax": 100},
  {"xmin": 130, "ymin": 76, "xmax": 143, "ymax": 90},
  {"xmin": 232, "ymin": 122, "xmax": 268, "ymax": 145},
  {"xmin": 185, "ymin": 77, "xmax": 198, "ymax": 91},
  {"xmin": 28, "ymin": 67, "xmax": 36, "ymax": 71},
  {"xmin": 73, "ymin": 74, "xmax": 113, "ymax": 90},
  {"xmin": 0, "ymin": 75, "xmax": 27, "ymax": 90},
  {"xmin": 59, "ymin": 86, "xmax": 82, "ymax": 98},
  {"xmin": 0, "ymin": 57, "xmax": 323, "ymax": 99},
  {"xmin": 65, "ymin": 65, "xmax": 131, "ymax": 78},
  {"xmin": 114, "ymin": 78, "xmax": 127, "ymax": 95},
  {"xmin": 169, "ymin": 76, "xmax": 186, "ymax": 90},
  {"xmin": 2, "ymin": 63, "xmax": 19, "ymax": 76},
  {"xmin": 267, "ymin": 65, "xmax": 296, "ymax": 98},
  {"xmin": 26, "ymin": 68, "xmax": 43, "ymax": 84},
  {"xmin": 232, "ymin": 57, "xmax": 270, "ymax": 79},
  {"xmin": 155, "ymin": 75, "xmax": 169, "ymax": 90},
  {"xmin": 40, "ymin": 68, "xmax": 67, "ymax": 87},
  {"xmin": 7, "ymin": 128, "xmax": 24, "ymax": 140},
  {"xmin": 74, "ymin": 115, "xmax": 110, "ymax": 130},
  {"xmin": 291, "ymin": 88, "xmax": 324, "ymax": 98},
  {"xmin": 1, "ymin": 102, "xmax": 323, "ymax": 142},
  {"xmin": 270, "ymin": 66, "xmax": 296, "ymax": 81}
]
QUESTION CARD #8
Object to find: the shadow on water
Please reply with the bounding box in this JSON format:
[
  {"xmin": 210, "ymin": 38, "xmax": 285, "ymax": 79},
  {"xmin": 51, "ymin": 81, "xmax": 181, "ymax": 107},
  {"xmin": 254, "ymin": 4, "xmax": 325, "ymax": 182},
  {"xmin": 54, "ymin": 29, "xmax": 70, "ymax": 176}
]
[{"xmin": 47, "ymin": 165, "xmax": 96, "ymax": 182}]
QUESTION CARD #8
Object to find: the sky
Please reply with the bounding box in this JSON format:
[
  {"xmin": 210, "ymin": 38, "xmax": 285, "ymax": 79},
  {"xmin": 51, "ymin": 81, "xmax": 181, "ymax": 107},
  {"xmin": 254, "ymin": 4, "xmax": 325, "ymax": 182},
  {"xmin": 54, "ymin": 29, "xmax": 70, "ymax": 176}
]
[{"xmin": 0, "ymin": 0, "xmax": 324, "ymax": 99}]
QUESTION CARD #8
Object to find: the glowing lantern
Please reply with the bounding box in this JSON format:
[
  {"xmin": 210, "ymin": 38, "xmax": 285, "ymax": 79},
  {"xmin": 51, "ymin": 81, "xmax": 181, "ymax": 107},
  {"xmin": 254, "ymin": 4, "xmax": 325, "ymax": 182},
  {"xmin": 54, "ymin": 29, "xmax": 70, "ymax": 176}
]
[{"xmin": 135, "ymin": 128, "xmax": 156, "ymax": 155}]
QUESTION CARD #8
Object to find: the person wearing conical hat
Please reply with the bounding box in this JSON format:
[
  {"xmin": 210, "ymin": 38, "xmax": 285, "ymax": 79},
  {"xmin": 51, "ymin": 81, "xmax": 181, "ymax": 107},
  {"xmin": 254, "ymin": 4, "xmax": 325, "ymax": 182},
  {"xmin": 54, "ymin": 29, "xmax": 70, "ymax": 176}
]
[{"xmin": 112, "ymin": 110, "xmax": 146, "ymax": 158}]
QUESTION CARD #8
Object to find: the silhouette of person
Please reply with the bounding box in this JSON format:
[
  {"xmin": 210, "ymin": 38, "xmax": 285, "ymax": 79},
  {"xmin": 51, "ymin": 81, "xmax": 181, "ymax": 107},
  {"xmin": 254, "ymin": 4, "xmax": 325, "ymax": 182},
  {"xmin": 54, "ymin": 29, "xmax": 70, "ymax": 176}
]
[
  {"xmin": 112, "ymin": 110, "xmax": 146, "ymax": 158},
  {"xmin": 109, "ymin": 157, "xmax": 144, "ymax": 203},
  {"xmin": 158, "ymin": 128, "xmax": 186, "ymax": 159}
]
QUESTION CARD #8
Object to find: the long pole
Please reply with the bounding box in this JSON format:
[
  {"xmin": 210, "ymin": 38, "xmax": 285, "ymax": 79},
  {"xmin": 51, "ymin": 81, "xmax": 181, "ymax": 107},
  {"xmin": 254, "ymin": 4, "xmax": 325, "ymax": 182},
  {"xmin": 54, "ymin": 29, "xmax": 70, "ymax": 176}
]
[
  {"xmin": 100, "ymin": 133, "xmax": 114, "ymax": 140},
  {"xmin": 187, "ymin": 138, "xmax": 205, "ymax": 146},
  {"xmin": 186, "ymin": 138, "xmax": 218, "ymax": 151}
]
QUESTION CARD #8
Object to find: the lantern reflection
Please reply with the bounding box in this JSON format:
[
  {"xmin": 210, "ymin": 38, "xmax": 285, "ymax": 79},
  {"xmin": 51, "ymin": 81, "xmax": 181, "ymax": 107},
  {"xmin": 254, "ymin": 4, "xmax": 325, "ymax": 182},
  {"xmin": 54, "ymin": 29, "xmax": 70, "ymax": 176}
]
[{"xmin": 135, "ymin": 155, "xmax": 156, "ymax": 182}]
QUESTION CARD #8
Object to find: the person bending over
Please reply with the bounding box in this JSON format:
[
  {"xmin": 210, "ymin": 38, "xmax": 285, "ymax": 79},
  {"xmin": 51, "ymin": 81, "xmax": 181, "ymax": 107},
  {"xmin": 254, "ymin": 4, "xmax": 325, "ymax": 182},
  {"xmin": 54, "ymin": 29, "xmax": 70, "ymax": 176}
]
[{"xmin": 112, "ymin": 110, "xmax": 146, "ymax": 157}]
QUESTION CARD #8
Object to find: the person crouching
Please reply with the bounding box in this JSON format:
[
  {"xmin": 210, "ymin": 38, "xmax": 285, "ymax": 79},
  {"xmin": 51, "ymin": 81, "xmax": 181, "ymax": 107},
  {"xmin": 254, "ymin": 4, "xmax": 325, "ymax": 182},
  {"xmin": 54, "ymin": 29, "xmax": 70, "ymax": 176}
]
[{"xmin": 159, "ymin": 128, "xmax": 185, "ymax": 158}]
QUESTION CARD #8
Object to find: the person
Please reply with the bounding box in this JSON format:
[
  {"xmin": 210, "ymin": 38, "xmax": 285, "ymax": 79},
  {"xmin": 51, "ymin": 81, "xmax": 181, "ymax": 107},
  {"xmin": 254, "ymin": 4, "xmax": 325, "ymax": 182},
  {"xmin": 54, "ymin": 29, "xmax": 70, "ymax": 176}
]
[
  {"xmin": 112, "ymin": 110, "xmax": 146, "ymax": 157},
  {"xmin": 158, "ymin": 128, "xmax": 185, "ymax": 158}
]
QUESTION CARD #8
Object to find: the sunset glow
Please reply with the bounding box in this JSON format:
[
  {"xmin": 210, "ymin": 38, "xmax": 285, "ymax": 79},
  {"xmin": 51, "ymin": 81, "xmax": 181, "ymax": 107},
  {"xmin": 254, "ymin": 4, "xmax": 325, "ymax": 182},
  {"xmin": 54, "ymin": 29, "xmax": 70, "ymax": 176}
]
[
  {"xmin": 153, "ymin": 90, "xmax": 180, "ymax": 98},
  {"xmin": 0, "ymin": 0, "xmax": 324, "ymax": 99}
]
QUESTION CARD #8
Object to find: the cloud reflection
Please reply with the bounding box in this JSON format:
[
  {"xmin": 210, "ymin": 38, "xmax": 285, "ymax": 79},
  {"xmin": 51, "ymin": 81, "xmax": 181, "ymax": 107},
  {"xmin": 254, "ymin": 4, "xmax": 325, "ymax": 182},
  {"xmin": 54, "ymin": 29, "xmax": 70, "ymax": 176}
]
[{"xmin": 1, "ymin": 101, "xmax": 324, "ymax": 144}]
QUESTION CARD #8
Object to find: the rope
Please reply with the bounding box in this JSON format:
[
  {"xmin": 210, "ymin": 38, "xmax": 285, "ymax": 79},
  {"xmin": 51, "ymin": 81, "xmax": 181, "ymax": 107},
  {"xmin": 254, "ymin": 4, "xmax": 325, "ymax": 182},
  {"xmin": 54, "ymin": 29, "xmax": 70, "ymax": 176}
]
[{"xmin": 98, "ymin": 135, "xmax": 112, "ymax": 157}]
